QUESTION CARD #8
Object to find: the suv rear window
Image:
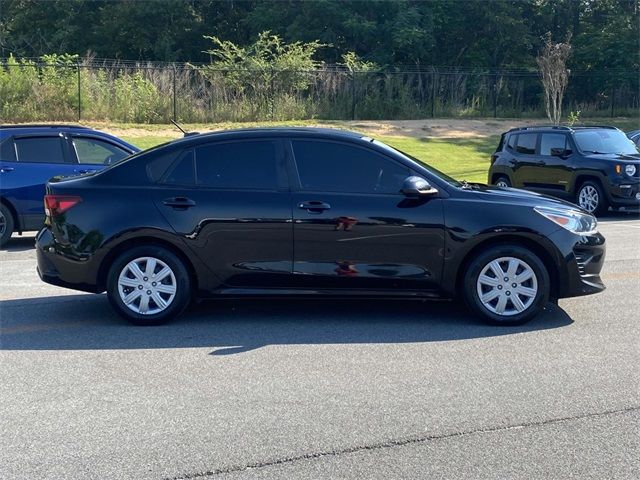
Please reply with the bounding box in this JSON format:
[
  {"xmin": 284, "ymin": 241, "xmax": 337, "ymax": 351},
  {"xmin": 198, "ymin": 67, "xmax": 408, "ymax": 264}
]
[{"xmin": 515, "ymin": 133, "xmax": 537, "ymax": 155}]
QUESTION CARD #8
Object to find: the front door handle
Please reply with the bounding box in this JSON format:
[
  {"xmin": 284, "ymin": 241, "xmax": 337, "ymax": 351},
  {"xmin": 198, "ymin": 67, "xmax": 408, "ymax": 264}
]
[
  {"xmin": 163, "ymin": 197, "xmax": 196, "ymax": 209},
  {"xmin": 75, "ymin": 169, "xmax": 97, "ymax": 175},
  {"xmin": 298, "ymin": 201, "xmax": 331, "ymax": 213},
  {"xmin": 0, "ymin": 167, "xmax": 15, "ymax": 173}
]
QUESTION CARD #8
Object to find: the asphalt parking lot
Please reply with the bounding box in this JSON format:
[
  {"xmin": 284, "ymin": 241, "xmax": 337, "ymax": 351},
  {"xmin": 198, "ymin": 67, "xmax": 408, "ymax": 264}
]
[{"xmin": 1, "ymin": 213, "xmax": 639, "ymax": 479}]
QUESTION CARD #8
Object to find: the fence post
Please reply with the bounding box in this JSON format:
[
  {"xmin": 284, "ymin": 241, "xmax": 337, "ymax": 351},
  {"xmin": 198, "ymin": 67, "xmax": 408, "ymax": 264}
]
[
  {"xmin": 610, "ymin": 87, "xmax": 615, "ymax": 118},
  {"xmin": 270, "ymin": 66, "xmax": 275, "ymax": 120},
  {"xmin": 431, "ymin": 73, "xmax": 435, "ymax": 118},
  {"xmin": 172, "ymin": 64, "xmax": 177, "ymax": 121},
  {"xmin": 493, "ymin": 74, "xmax": 498, "ymax": 118},
  {"xmin": 77, "ymin": 62, "xmax": 81, "ymax": 122},
  {"xmin": 351, "ymin": 71, "xmax": 356, "ymax": 120}
]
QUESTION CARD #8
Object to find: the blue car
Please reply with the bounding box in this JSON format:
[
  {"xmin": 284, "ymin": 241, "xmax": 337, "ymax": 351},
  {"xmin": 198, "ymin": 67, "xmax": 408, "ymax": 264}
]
[{"xmin": 0, "ymin": 125, "xmax": 139, "ymax": 246}]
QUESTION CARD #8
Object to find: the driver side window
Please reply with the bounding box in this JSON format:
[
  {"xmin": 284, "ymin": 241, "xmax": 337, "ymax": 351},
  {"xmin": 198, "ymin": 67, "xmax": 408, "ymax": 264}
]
[
  {"xmin": 291, "ymin": 140, "xmax": 410, "ymax": 194},
  {"xmin": 72, "ymin": 137, "xmax": 129, "ymax": 165}
]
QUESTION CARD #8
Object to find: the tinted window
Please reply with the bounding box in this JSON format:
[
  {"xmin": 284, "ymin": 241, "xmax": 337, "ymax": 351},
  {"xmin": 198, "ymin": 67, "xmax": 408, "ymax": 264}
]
[
  {"xmin": 15, "ymin": 137, "xmax": 66, "ymax": 163},
  {"xmin": 195, "ymin": 141, "xmax": 278, "ymax": 190},
  {"xmin": 163, "ymin": 150, "xmax": 195, "ymax": 185},
  {"xmin": 292, "ymin": 140, "xmax": 410, "ymax": 194},
  {"xmin": 506, "ymin": 134, "xmax": 516, "ymax": 150},
  {"xmin": 574, "ymin": 129, "xmax": 639, "ymax": 155},
  {"xmin": 540, "ymin": 133, "xmax": 567, "ymax": 156},
  {"xmin": 72, "ymin": 137, "xmax": 129, "ymax": 165},
  {"xmin": 0, "ymin": 139, "xmax": 16, "ymax": 162},
  {"xmin": 515, "ymin": 134, "xmax": 537, "ymax": 155}
]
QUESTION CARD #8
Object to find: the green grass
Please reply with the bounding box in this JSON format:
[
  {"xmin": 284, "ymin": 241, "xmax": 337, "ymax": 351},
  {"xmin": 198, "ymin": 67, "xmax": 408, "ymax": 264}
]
[{"xmin": 382, "ymin": 136, "xmax": 496, "ymax": 183}]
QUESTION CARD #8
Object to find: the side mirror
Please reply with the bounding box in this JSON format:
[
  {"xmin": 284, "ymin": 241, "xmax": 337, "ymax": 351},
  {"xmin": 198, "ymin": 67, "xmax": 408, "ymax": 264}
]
[
  {"xmin": 401, "ymin": 176, "xmax": 438, "ymax": 197},
  {"xmin": 550, "ymin": 148, "xmax": 571, "ymax": 158}
]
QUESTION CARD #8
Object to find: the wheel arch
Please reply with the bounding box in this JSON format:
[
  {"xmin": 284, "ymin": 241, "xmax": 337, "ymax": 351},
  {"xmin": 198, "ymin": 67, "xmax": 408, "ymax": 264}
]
[
  {"xmin": 0, "ymin": 196, "xmax": 21, "ymax": 233},
  {"xmin": 96, "ymin": 236, "xmax": 199, "ymax": 294},
  {"xmin": 453, "ymin": 234, "xmax": 560, "ymax": 301}
]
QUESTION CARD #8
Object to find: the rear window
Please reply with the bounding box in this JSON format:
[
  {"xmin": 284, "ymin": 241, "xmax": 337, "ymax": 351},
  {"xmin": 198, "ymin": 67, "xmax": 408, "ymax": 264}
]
[
  {"xmin": 194, "ymin": 141, "xmax": 278, "ymax": 190},
  {"xmin": 15, "ymin": 137, "xmax": 66, "ymax": 163},
  {"xmin": 515, "ymin": 133, "xmax": 537, "ymax": 155}
]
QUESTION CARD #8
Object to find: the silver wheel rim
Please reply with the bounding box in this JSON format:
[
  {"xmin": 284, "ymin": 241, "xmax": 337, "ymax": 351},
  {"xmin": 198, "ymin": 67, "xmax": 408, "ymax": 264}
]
[
  {"xmin": 476, "ymin": 257, "xmax": 538, "ymax": 317},
  {"xmin": 578, "ymin": 185, "xmax": 599, "ymax": 213},
  {"xmin": 118, "ymin": 257, "xmax": 177, "ymax": 315},
  {"xmin": 496, "ymin": 180, "xmax": 509, "ymax": 188},
  {"xmin": 0, "ymin": 209, "xmax": 5, "ymax": 236}
]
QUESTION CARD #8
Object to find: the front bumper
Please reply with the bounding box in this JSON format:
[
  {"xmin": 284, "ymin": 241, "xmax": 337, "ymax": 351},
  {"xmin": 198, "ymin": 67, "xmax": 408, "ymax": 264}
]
[
  {"xmin": 607, "ymin": 177, "xmax": 640, "ymax": 208},
  {"xmin": 548, "ymin": 228, "xmax": 606, "ymax": 299}
]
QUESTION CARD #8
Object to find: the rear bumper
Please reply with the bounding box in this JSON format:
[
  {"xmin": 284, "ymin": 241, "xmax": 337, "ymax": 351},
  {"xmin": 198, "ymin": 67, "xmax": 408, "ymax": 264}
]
[{"xmin": 36, "ymin": 228, "xmax": 102, "ymax": 293}]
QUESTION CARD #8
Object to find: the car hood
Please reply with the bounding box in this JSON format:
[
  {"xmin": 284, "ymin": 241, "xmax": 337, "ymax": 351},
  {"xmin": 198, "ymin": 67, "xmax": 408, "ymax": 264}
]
[
  {"xmin": 583, "ymin": 152, "xmax": 640, "ymax": 162},
  {"xmin": 467, "ymin": 184, "xmax": 587, "ymax": 212}
]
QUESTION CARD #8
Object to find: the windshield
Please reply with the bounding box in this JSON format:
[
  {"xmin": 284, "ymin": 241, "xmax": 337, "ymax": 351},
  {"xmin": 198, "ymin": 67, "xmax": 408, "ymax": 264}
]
[
  {"xmin": 371, "ymin": 139, "xmax": 462, "ymax": 187},
  {"xmin": 573, "ymin": 129, "xmax": 639, "ymax": 155}
]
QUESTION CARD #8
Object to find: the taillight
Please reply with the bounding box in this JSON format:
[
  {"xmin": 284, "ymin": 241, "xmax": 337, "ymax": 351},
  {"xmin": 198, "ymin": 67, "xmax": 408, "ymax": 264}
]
[{"xmin": 44, "ymin": 195, "xmax": 82, "ymax": 217}]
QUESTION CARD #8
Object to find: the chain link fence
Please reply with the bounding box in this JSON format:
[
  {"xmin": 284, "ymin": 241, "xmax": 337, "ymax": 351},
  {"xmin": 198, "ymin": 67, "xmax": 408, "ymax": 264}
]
[{"xmin": 1, "ymin": 59, "xmax": 638, "ymax": 123}]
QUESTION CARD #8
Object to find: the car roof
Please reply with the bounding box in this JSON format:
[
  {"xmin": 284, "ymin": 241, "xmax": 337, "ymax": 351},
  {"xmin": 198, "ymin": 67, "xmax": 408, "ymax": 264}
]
[
  {"xmin": 505, "ymin": 125, "xmax": 620, "ymax": 134},
  {"xmin": 165, "ymin": 127, "xmax": 369, "ymax": 148}
]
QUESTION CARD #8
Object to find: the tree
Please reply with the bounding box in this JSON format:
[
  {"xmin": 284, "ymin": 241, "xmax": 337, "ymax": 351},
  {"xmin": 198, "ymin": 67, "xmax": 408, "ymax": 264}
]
[{"xmin": 536, "ymin": 33, "xmax": 571, "ymax": 125}]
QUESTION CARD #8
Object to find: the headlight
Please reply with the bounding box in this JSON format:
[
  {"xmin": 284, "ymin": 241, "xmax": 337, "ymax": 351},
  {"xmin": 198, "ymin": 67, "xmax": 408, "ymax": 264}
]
[
  {"xmin": 625, "ymin": 164, "xmax": 636, "ymax": 176},
  {"xmin": 534, "ymin": 206, "xmax": 598, "ymax": 234}
]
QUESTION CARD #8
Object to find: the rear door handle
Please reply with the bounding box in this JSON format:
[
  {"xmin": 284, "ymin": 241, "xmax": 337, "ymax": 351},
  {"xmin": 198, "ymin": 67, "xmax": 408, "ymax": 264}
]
[
  {"xmin": 0, "ymin": 167, "xmax": 15, "ymax": 173},
  {"xmin": 536, "ymin": 160, "xmax": 546, "ymax": 166},
  {"xmin": 163, "ymin": 197, "xmax": 196, "ymax": 209},
  {"xmin": 299, "ymin": 201, "xmax": 331, "ymax": 213},
  {"xmin": 75, "ymin": 169, "xmax": 97, "ymax": 175}
]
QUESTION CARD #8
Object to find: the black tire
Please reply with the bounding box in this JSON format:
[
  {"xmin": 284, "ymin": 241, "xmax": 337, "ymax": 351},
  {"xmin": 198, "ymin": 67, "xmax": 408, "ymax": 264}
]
[
  {"xmin": 576, "ymin": 180, "xmax": 608, "ymax": 217},
  {"xmin": 0, "ymin": 203, "xmax": 14, "ymax": 247},
  {"xmin": 463, "ymin": 244, "xmax": 550, "ymax": 326},
  {"xmin": 494, "ymin": 176, "xmax": 511, "ymax": 188},
  {"xmin": 106, "ymin": 245, "xmax": 191, "ymax": 325}
]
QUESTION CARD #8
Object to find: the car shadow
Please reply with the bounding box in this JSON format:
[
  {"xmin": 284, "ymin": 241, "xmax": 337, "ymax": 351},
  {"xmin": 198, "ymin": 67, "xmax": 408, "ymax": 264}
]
[
  {"xmin": 1, "ymin": 235, "xmax": 36, "ymax": 252},
  {"xmin": 0, "ymin": 294, "xmax": 574, "ymax": 354},
  {"xmin": 599, "ymin": 209, "xmax": 640, "ymax": 221}
]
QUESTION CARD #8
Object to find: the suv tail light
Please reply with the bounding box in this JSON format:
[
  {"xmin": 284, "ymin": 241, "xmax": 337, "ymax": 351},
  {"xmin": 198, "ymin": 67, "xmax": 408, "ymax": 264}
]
[{"xmin": 44, "ymin": 195, "xmax": 82, "ymax": 217}]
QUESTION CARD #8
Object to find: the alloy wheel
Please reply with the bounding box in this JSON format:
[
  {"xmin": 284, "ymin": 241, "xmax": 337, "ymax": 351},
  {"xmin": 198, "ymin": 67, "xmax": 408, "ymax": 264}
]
[
  {"xmin": 0, "ymin": 209, "xmax": 5, "ymax": 236},
  {"xmin": 496, "ymin": 180, "xmax": 509, "ymax": 188},
  {"xmin": 578, "ymin": 185, "xmax": 599, "ymax": 213},
  {"xmin": 476, "ymin": 256, "xmax": 538, "ymax": 316},
  {"xmin": 117, "ymin": 256, "xmax": 177, "ymax": 315}
]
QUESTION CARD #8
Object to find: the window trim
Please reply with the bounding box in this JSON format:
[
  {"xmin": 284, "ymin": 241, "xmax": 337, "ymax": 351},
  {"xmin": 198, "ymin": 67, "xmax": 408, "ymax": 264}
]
[{"xmin": 287, "ymin": 138, "xmax": 414, "ymax": 196}]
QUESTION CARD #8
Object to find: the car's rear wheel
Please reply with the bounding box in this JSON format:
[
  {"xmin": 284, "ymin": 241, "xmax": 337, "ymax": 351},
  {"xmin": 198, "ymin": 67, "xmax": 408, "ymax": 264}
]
[
  {"xmin": 107, "ymin": 245, "xmax": 191, "ymax": 325},
  {"xmin": 577, "ymin": 180, "xmax": 608, "ymax": 216},
  {"xmin": 0, "ymin": 203, "xmax": 14, "ymax": 247},
  {"xmin": 463, "ymin": 245, "xmax": 549, "ymax": 325},
  {"xmin": 494, "ymin": 176, "xmax": 511, "ymax": 188}
]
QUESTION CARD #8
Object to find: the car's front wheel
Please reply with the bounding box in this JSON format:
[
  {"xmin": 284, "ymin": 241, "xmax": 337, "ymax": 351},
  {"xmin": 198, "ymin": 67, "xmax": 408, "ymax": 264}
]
[
  {"xmin": 463, "ymin": 245, "xmax": 550, "ymax": 325},
  {"xmin": 577, "ymin": 180, "xmax": 608, "ymax": 216},
  {"xmin": 107, "ymin": 245, "xmax": 191, "ymax": 325}
]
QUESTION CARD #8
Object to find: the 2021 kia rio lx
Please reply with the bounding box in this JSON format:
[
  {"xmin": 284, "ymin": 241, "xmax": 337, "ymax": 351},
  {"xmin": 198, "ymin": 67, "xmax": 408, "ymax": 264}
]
[{"xmin": 36, "ymin": 128, "xmax": 606, "ymax": 325}]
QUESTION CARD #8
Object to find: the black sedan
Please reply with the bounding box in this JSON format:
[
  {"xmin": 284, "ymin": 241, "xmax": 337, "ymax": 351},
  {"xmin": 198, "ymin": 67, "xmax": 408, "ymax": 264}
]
[{"xmin": 36, "ymin": 128, "xmax": 605, "ymax": 326}]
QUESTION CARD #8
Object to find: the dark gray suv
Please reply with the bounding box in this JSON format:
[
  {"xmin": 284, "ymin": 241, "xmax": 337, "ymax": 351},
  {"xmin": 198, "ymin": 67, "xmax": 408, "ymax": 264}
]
[{"xmin": 488, "ymin": 125, "xmax": 640, "ymax": 215}]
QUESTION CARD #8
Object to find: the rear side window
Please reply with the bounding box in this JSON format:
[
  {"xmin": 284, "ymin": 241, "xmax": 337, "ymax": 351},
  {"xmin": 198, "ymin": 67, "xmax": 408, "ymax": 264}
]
[
  {"xmin": 506, "ymin": 134, "xmax": 516, "ymax": 150},
  {"xmin": 163, "ymin": 150, "xmax": 195, "ymax": 185},
  {"xmin": 540, "ymin": 134, "xmax": 567, "ymax": 156},
  {"xmin": 515, "ymin": 133, "xmax": 537, "ymax": 155},
  {"xmin": 15, "ymin": 137, "xmax": 66, "ymax": 164},
  {"xmin": 194, "ymin": 141, "xmax": 278, "ymax": 190},
  {"xmin": 292, "ymin": 140, "xmax": 410, "ymax": 194},
  {"xmin": 0, "ymin": 138, "xmax": 16, "ymax": 162}
]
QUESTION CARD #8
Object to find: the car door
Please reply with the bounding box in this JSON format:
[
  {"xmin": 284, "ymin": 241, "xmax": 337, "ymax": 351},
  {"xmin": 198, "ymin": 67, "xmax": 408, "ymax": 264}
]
[
  {"xmin": 288, "ymin": 138, "xmax": 445, "ymax": 291},
  {"xmin": 68, "ymin": 134, "xmax": 132, "ymax": 174},
  {"xmin": 511, "ymin": 132, "xmax": 544, "ymax": 190},
  {"xmin": 533, "ymin": 132, "xmax": 573, "ymax": 198},
  {"xmin": 151, "ymin": 138, "xmax": 294, "ymax": 288},
  {"xmin": 5, "ymin": 134, "xmax": 78, "ymax": 230}
]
